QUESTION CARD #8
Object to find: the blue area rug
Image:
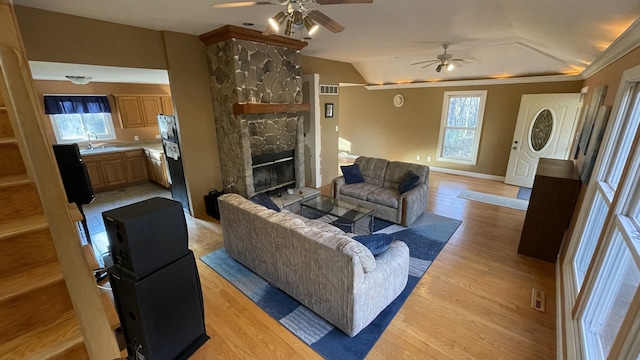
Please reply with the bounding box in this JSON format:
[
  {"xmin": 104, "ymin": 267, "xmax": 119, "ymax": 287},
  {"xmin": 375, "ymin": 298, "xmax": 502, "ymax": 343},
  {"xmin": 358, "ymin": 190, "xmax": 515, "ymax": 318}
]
[
  {"xmin": 517, "ymin": 187, "xmax": 532, "ymax": 201},
  {"xmin": 200, "ymin": 212, "xmax": 461, "ymax": 360}
]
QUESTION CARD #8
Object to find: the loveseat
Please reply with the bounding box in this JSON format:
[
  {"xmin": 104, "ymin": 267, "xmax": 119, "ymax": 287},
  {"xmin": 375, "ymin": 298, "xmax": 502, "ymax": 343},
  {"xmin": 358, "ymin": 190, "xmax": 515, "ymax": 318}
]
[
  {"xmin": 217, "ymin": 193, "xmax": 410, "ymax": 337},
  {"xmin": 332, "ymin": 156, "xmax": 430, "ymax": 226}
]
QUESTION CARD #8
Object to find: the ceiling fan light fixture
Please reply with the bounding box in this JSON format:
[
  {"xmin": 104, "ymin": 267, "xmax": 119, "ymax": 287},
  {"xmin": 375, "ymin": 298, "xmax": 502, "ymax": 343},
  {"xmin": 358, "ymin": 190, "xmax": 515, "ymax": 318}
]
[
  {"xmin": 446, "ymin": 63, "xmax": 455, "ymax": 71},
  {"xmin": 284, "ymin": 18, "xmax": 294, "ymax": 36},
  {"xmin": 65, "ymin": 75, "xmax": 92, "ymax": 85},
  {"xmin": 304, "ymin": 17, "xmax": 319, "ymax": 36},
  {"xmin": 292, "ymin": 10, "xmax": 304, "ymax": 27},
  {"xmin": 268, "ymin": 11, "xmax": 288, "ymax": 31},
  {"xmin": 435, "ymin": 64, "xmax": 442, "ymax": 73}
]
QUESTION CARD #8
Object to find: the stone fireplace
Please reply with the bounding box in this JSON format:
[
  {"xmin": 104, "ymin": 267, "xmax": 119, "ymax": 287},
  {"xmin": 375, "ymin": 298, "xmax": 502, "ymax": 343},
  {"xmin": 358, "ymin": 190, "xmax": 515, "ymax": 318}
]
[{"xmin": 200, "ymin": 26, "xmax": 309, "ymax": 197}]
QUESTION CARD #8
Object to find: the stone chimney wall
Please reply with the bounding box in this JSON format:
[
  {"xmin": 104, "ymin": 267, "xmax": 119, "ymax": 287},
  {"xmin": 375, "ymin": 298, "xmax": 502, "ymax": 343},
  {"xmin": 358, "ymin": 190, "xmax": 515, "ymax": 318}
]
[{"xmin": 206, "ymin": 38, "xmax": 305, "ymax": 197}]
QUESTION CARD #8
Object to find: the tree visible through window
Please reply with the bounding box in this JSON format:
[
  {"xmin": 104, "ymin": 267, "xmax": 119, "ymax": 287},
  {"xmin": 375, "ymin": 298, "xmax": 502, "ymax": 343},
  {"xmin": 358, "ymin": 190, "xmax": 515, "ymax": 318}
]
[
  {"xmin": 50, "ymin": 113, "xmax": 116, "ymax": 143},
  {"xmin": 437, "ymin": 90, "xmax": 487, "ymax": 165}
]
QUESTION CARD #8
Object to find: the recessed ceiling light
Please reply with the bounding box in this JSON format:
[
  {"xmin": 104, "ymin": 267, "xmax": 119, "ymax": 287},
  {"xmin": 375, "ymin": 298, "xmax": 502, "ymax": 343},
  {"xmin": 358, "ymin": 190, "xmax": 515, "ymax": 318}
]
[{"xmin": 242, "ymin": 22, "xmax": 254, "ymax": 26}]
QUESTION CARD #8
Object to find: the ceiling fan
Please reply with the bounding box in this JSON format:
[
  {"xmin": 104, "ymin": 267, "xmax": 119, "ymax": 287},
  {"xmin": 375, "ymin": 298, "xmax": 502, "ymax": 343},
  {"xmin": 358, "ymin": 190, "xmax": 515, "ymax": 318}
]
[
  {"xmin": 212, "ymin": 0, "xmax": 373, "ymax": 38},
  {"xmin": 410, "ymin": 44, "xmax": 476, "ymax": 72}
]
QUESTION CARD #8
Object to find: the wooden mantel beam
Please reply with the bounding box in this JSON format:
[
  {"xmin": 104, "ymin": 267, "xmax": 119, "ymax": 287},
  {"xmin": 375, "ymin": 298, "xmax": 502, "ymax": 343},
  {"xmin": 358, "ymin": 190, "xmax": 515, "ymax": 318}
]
[{"xmin": 199, "ymin": 25, "xmax": 308, "ymax": 50}]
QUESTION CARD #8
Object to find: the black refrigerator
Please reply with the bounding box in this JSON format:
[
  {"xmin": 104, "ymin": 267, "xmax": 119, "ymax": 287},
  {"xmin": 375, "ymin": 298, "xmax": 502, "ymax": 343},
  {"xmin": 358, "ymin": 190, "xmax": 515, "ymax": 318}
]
[{"xmin": 158, "ymin": 114, "xmax": 189, "ymax": 212}]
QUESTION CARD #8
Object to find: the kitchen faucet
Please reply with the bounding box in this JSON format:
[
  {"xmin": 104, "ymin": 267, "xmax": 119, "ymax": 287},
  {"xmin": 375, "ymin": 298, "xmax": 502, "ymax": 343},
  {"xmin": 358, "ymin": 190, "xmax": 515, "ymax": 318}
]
[{"xmin": 87, "ymin": 131, "xmax": 98, "ymax": 149}]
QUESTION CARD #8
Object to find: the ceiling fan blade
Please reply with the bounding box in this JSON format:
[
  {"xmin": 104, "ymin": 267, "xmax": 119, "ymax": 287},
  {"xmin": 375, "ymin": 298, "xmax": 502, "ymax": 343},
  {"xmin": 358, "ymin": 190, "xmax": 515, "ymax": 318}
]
[
  {"xmin": 421, "ymin": 62, "xmax": 440, "ymax": 69},
  {"xmin": 307, "ymin": 10, "xmax": 345, "ymax": 33},
  {"xmin": 212, "ymin": 1, "xmax": 274, "ymax": 8},
  {"xmin": 450, "ymin": 60, "xmax": 464, "ymax": 68},
  {"xmin": 452, "ymin": 58, "xmax": 479, "ymax": 63},
  {"xmin": 315, "ymin": 0, "xmax": 373, "ymax": 4},
  {"xmin": 410, "ymin": 59, "xmax": 438, "ymax": 66}
]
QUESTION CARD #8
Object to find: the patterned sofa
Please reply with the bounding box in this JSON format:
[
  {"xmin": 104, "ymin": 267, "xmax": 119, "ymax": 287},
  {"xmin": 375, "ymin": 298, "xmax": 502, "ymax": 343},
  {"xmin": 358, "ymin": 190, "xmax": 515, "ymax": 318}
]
[
  {"xmin": 217, "ymin": 193, "xmax": 410, "ymax": 337},
  {"xmin": 332, "ymin": 156, "xmax": 429, "ymax": 226}
]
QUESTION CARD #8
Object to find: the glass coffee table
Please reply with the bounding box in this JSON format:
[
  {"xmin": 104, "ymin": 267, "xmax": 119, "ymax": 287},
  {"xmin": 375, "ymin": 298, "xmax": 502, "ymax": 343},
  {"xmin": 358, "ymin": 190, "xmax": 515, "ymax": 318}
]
[{"xmin": 301, "ymin": 195, "xmax": 374, "ymax": 235}]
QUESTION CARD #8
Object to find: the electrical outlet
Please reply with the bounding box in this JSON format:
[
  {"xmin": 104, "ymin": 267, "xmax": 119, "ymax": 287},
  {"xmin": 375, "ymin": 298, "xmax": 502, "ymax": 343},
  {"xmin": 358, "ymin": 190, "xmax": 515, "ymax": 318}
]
[
  {"xmin": 335, "ymin": 125, "xmax": 339, "ymax": 132},
  {"xmin": 155, "ymin": 134, "xmax": 161, "ymax": 139},
  {"xmin": 427, "ymin": 156, "xmax": 432, "ymax": 162},
  {"xmin": 416, "ymin": 155, "xmax": 420, "ymax": 161},
  {"xmin": 134, "ymin": 135, "xmax": 139, "ymax": 141}
]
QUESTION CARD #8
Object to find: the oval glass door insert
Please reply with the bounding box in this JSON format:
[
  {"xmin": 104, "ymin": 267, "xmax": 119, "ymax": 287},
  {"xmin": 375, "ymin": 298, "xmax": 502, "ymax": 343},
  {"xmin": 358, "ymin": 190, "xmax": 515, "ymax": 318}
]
[{"xmin": 530, "ymin": 109, "xmax": 554, "ymax": 151}]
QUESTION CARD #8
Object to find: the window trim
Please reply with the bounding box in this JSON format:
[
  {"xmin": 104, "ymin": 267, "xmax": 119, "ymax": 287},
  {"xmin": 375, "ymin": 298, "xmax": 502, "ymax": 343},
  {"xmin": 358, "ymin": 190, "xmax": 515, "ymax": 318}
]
[{"xmin": 436, "ymin": 90, "xmax": 487, "ymax": 165}]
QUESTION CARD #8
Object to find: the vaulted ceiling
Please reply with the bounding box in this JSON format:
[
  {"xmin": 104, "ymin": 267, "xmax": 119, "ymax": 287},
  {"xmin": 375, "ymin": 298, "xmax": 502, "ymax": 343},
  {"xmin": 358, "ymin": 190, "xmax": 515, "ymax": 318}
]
[{"xmin": 13, "ymin": 0, "xmax": 640, "ymax": 85}]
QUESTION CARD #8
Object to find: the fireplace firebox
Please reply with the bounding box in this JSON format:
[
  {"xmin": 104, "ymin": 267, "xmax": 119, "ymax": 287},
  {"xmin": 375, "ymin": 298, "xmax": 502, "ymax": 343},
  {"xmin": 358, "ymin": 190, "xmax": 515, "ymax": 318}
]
[{"xmin": 252, "ymin": 150, "xmax": 295, "ymax": 195}]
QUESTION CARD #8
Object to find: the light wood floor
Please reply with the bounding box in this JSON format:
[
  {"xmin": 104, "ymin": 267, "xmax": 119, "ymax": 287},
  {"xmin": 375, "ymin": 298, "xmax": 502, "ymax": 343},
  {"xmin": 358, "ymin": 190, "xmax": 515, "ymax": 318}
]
[{"xmin": 181, "ymin": 172, "xmax": 556, "ymax": 360}]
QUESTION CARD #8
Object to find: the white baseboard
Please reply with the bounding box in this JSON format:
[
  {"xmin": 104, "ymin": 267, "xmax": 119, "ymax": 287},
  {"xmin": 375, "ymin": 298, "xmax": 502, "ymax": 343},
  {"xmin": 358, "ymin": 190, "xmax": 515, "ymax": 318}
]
[{"xmin": 429, "ymin": 166, "xmax": 506, "ymax": 181}]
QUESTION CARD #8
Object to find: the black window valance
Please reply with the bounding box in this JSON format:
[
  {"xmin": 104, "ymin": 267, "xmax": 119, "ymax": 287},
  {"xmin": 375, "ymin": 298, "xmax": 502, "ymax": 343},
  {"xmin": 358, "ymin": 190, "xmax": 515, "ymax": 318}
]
[{"xmin": 44, "ymin": 95, "xmax": 111, "ymax": 114}]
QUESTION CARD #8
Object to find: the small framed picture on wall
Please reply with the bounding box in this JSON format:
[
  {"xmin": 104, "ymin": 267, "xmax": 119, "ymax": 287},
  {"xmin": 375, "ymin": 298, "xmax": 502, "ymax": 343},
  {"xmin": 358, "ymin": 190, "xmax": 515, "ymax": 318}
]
[{"xmin": 325, "ymin": 103, "xmax": 334, "ymax": 118}]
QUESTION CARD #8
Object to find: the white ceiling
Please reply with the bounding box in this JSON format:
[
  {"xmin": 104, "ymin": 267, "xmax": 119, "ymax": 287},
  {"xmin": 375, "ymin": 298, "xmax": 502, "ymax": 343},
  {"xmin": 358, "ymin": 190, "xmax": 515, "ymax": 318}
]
[{"xmin": 14, "ymin": 0, "xmax": 640, "ymax": 85}]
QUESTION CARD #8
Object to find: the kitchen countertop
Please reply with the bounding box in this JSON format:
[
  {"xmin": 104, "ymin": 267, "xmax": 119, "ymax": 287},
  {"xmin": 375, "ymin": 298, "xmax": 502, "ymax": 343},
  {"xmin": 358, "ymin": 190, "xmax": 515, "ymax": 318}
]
[{"xmin": 79, "ymin": 141, "xmax": 164, "ymax": 156}]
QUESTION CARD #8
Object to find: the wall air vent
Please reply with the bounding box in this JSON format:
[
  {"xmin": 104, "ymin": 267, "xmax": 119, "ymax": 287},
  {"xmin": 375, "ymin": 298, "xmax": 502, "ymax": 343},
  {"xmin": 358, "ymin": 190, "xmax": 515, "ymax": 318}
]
[{"xmin": 320, "ymin": 85, "xmax": 339, "ymax": 95}]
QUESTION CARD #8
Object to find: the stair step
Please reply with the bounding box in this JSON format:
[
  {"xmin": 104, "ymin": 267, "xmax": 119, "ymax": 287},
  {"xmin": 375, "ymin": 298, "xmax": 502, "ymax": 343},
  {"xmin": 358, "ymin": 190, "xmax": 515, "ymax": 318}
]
[
  {"xmin": 0, "ymin": 174, "xmax": 30, "ymax": 189},
  {"xmin": 0, "ymin": 262, "xmax": 63, "ymax": 302},
  {"xmin": 0, "ymin": 277, "xmax": 74, "ymax": 344},
  {"xmin": 0, "ymin": 182, "xmax": 43, "ymax": 219},
  {"xmin": 0, "ymin": 110, "xmax": 14, "ymax": 138},
  {"xmin": 0, "ymin": 141, "xmax": 26, "ymax": 178},
  {"xmin": 0, "ymin": 213, "xmax": 48, "ymax": 240},
  {"xmin": 0, "ymin": 219, "xmax": 58, "ymax": 279},
  {"xmin": 0, "ymin": 310, "xmax": 86, "ymax": 360}
]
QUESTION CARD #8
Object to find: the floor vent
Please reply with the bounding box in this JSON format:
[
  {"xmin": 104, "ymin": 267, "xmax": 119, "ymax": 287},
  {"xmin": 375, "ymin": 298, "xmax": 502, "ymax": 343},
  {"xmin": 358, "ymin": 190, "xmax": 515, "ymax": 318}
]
[
  {"xmin": 320, "ymin": 85, "xmax": 338, "ymax": 95},
  {"xmin": 531, "ymin": 288, "xmax": 546, "ymax": 312}
]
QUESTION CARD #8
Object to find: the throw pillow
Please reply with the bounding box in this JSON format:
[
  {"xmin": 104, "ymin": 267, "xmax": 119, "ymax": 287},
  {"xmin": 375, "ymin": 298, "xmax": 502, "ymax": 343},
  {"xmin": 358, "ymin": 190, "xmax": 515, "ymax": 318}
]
[
  {"xmin": 398, "ymin": 170, "xmax": 420, "ymax": 194},
  {"xmin": 341, "ymin": 164, "xmax": 365, "ymax": 184},
  {"xmin": 352, "ymin": 233, "xmax": 395, "ymax": 256},
  {"xmin": 249, "ymin": 193, "xmax": 281, "ymax": 212}
]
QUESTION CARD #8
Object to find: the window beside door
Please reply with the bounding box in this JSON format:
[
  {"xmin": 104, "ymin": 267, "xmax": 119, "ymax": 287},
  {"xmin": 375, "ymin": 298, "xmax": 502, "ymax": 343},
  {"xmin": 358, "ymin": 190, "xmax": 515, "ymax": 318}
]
[{"xmin": 436, "ymin": 90, "xmax": 487, "ymax": 165}]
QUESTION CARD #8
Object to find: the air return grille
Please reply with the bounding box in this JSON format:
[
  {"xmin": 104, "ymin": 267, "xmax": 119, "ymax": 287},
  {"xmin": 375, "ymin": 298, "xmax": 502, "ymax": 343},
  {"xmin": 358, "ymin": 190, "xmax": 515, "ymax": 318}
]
[{"xmin": 320, "ymin": 85, "xmax": 338, "ymax": 95}]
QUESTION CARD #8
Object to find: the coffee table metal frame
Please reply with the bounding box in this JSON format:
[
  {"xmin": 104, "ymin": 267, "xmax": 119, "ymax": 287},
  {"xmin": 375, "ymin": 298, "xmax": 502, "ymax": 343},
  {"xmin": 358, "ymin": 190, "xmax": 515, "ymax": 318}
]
[{"xmin": 300, "ymin": 195, "xmax": 374, "ymax": 235}]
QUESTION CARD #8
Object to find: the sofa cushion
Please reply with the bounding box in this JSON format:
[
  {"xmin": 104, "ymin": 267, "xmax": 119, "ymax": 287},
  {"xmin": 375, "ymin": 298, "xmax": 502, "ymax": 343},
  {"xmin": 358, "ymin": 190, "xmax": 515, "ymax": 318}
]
[
  {"xmin": 366, "ymin": 187, "xmax": 400, "ymax": 208},
  {"xmin": 340, "ymin": 182, "xmax": 381, "ymax": 201},
  {"xmin": 249, "ymin": 193, "xmax": 281, "ymax": 212},
  {"xmin": 341, "ymin": 164, "xmax": 365, "ymax": 184},
  {"xmin": 354, "ymin": 157, "xmax": 389, "ymax": 187},
  {"xmin": 383, "ymin": 161, "xmax": 429, "ymax": 189},
  {"xmin": 353, "ymin": 233, "xmax": 395, "ymax": 256},
  {"xmin": 398, "ymin": 170, "xmax": 420, "ymax": 194}
]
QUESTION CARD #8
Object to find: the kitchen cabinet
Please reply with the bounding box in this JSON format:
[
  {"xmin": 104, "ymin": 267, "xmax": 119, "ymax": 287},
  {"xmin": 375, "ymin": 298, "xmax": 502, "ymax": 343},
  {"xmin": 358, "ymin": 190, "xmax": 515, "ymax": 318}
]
[
  {"xmin": 83, "ymin": 150, "xmax": 149, "ymax": 191},
  {"xmin": 115, "ymin": 95, "xmax": 173, "ymax": 129},
  {"xmin": 145, "ymin": 149, "xmax": 169, "ymax": 188},
  {"xmin": 161, "ymin": 97, "xmax": 174, "ymax": 115},
  {"xmin": 116, "ymin": 96, "xmax": 145, "ymax": 128},
  {"xmin": 124, "ymin": 150, "xmax": 148, "ymax": 183},
  {"xmin": 84, "ymin": 160, "xmax": 105, "ymax": 190}
]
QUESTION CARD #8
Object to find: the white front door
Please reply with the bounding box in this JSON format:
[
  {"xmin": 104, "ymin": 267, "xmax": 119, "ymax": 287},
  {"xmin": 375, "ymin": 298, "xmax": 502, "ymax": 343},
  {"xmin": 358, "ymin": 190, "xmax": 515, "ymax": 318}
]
[{"xmin": 504, "ymin": 93, "xmax": 581, "ymax": 187}]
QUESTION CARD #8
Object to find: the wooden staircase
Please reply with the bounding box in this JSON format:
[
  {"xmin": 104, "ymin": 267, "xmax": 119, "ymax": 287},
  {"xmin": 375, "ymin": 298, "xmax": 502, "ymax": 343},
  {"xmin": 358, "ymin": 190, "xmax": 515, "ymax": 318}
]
[
  {"xmin": 0, "ymin": 87, "xmax": 88, "ymax": 359},
  {"xmin": 0, "ymin": 2, "xmax": 120, "ymax": 358}
]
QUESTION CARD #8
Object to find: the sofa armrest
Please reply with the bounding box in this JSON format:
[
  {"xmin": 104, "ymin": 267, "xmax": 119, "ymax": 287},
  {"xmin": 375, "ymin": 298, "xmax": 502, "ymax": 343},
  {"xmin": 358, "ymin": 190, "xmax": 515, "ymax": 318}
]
[
  {"xmin": 351, "ymin": 240, "xmax": 409, "ymax": 334},
  {"xmin": 331, "ymin": 176, "xmax": 346, "ymax": 198},
  {"xmin": 398, "ymin": 183, "xmax": 428, "ymax": 226}
]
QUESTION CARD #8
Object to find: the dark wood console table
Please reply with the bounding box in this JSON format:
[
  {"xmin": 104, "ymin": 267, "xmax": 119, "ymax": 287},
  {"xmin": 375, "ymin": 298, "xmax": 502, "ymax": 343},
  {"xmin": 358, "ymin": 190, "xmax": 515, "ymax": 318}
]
[{"xmin": 517, "ymin": 158, "xmax": 581, "ymax": 263}]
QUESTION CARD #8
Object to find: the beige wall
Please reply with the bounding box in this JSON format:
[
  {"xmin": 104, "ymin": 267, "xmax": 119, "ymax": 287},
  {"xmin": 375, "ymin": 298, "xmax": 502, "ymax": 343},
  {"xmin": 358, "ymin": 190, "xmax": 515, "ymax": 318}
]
[
  {"xmin": 302, "ymin": 55, "xmax": 366, "ymax": 84},
  {"xmin": 162, "ymin": 31, "xmax": 222, "ymax": 218},
  {"xmin": 339, "ymin": 81, "xmax": 584, "ymax": 176},
  {"xmin": 15, "ymin": 7, "xmax": 222, "ymax": 219},
  {"xmin": 15, "ymin": 6, "xmax": 167, "ymax": 69},
  {"xmin": 319, "ymin": 75, "xmax": 339, "ymax": 185},
  {"xmin": 33, "ymin": 80, "xmax": 170, "ymax": 144},
  {"xmin": 561, "ymin": 46, "xmax": 640, "ymax": 262}
]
